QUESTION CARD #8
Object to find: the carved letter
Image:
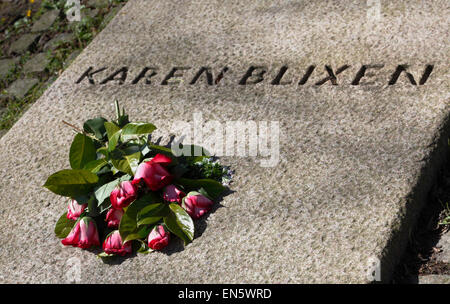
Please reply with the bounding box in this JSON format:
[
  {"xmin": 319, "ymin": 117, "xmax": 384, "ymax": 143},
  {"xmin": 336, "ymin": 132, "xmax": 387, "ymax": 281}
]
[
  {"xmin": 388, "ymin": 64, "xmax": 434, "ymax": 85},
  {"xmin": 239, "ymin": 66, "xmax": 266, "ymax": 85},
  {"xmin": 75, "ymin": 66, "xmax": 107, "ymax": 84},
  {"xmin": 315, "ymin": 65, "xmax": 350, "ymax": 85},
  {"xmin": 161, "ymin": 67, "xmax": 191, "ymax": 85},
  {"xmin": 351, "ymin": 64, "xmax": 384, "ymax": 85},
  {"xmin": 271, "ymin": 66, "xmax": 291, "ymax": 85},
  {"xmin": 99, "ymin": 67, "xmax": 128, "ymax": 85},
  {"xmin": 131, "ymin": 67, "xmax": 158, "ymax": 84},
  {"xmin": 190, "ymin": 67, "xmax": 213, "ymax": 85},
  {"xmin": 298, "ymin": 65, "xmax": 316, "ymax": 85}
]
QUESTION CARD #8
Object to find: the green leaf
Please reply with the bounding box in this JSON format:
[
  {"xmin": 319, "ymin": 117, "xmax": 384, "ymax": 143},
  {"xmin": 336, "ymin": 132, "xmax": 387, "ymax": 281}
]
[
  {"xmin": 163, "ymin": 203, "xmax": 194, "ymax": 244},
  {"xmin": 137, "ymin": 240, "xmax": 155, "ymax": 254},
  {"xmin": 176, "ymin": 177, "xmax": 226, "ymax": 199},
  {"xmin": 104, "ymin": 121, "xmax": 120, "ymax": 139},
  {"xmin": 110, "ymin": 152, "xmax": 141, "ymax": 175},
  {"xmin": 109, "ymin": 131, "xmax": 122, "ymax": 152},
  {"xmin": 73, "ymin": 194, "xmax": 89, "ymax": 205},
  {"xmin": 83, "ymin": 159, "xmax": 108, "ymax": 173},
  {"xmin": 94, "ymin": 175, "xmax": 130, "ymax": 207},
  {"xmin": 98, "ymin": 197, "xmax": 112, "ymax": 213},
  {"xmin": 119, "ymin": 193, "xmax": 161, "ymax": 241},
  {"xmin": 137, "ymin": 202, "xmax": 168, "ymax": 226},
  {"xmin": 44, "ymin": 169, "xmax": 99, "ymax": 197},
  {"xmin": 122, "ymin": 122, "xmax": 156, "ymax": 136},
  {"xmin": 123, "ymin": 225, "xmax": 152, "ymax": 243},
  {"xmin": 83, "ymin": 117, "xmax": 107, "ymax": 140},
  {"xmin": 97, "ymin": 147, "xmax": 109, "ymax": 159},
  {"xmin": 87, "ymin": 196, "xmax": 99, "ymax": 217},
  {"xmin": 97, "ymin": 252, "xmax": 115, "ymax": 258},
  {"xmin": 69, "ymin": 133, "xmax": 97, "ymax": 170},
  {"xmin": 148, "ymin": 144, "xmax": 173, "ymax": 155},
  {"xmin": 54, "ymin": 212, "xmax": 76, "ymax": 238},
  {"xmin": 105, "ymin": 121, "xmax": 122, "ymax": 151}
]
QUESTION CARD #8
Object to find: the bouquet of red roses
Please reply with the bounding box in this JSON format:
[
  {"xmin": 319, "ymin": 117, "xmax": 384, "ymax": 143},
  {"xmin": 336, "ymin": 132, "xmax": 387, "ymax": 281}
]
[{"xmin": 44, "ymin": 101, "xmax": 230, "ymax": 257}]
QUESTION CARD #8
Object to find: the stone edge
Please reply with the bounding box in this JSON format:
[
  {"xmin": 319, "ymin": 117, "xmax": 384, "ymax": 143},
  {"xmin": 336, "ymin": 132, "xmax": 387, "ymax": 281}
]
[{"xmin": 380, "ymin": 110, "xmax": 450, "ymax": 283}]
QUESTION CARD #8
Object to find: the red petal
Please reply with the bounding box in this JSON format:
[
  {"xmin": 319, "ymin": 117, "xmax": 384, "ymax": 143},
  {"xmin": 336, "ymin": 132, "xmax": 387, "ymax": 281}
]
[{"xmin": 149, "ymin": 153, "xmax": 172, "ymax": 166}]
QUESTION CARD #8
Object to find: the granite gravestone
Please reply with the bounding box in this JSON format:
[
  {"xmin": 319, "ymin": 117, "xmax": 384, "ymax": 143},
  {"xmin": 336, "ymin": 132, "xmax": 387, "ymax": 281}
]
[{"xmin": 0, "ymin": 0, "xmax": 448, "ymax": 283}]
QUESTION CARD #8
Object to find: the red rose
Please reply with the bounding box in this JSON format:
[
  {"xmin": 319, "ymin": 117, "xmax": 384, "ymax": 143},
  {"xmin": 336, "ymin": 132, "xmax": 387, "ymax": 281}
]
[
  {"xmin": 105, "ymin": 208, "xmax": 124, "ymax": 228},
  {"xmin": 162, "ymin": 185, "xmax": 185, "ymax": 203},
  {"xmin": 133, "ymin": 154, "xmax": 173, "ymax": 191},
  {"xmin": 62, "ymin": 217, "xmax": 100, "ymax": 249},
  {"xmin": 148, "ymin": 225, "xmax": 170, "ymax": 250},
  {"xmin": 182, "ymin": 193, "xmax": 214, "ymax": 219},
  {"xmin": 66, "ymin": 199, "xmax": 86, "ymax": 220},
  {"xmin": 110, "ymin": 181, "xmax": 137, "ymax": 209},
  {"xmin": 103, "ymin": 230, "xmax": 132, "ymax": 256}
]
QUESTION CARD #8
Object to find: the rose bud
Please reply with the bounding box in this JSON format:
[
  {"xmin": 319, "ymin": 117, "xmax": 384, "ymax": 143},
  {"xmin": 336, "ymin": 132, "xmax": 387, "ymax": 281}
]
[
  {"xmin": 66, "ymin": 199, "xmax": 86, "ymax": 220},
  {"xmin": 61, "ymin": 217, "xmax": 100, "ymax": 249},
  {"xmin": 133, "ymin": 154, "xmax": 173, "ymax": 191},
  {"xmin": 110, "ymin": 181, "xmax": 137, "ymax": 209},
  {"xmin": 182, "ymin": 193, "xmax": 214, "ymax": 219},
  {"xmin": 103, "ymin": 230, "xmax": 132, "ymax": 256},
  {"xmin": 148, "ymin": 225, "xmax": 170, "ymax": 250},
  {"xmin": 105, "ymin": 208, "xmax": 124, "ymax": 228},
  {"xmin": 162, "ymin": 185, "xmax": 185, "ymax": 203}
]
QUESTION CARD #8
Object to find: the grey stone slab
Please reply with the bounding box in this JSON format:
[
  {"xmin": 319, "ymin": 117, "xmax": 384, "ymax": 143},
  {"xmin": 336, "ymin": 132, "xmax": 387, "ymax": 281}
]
[
  {"xmin": 100, "ymin": 5, "xmax": 123, "ymax": 28},
  {"xmin": 0, "ymin": 57, "xmax": 19, "ymax": 79},
  {"xmin": 43, "ymin": 33, "xmax": 75, "ymax": 51},
  {"xmin": 9, "ymin": 33, "xmax": 40, "ymax": 54},
  {"xmin": 5, "ymin": 78, "xmax": 38, "ymax": 99},
  {"xmin": 63, "ymin": 49, "xmax": 81, "ymax": 68},
  {"xmin": 0, "ymin": 0, "xmax": 449, "ymax": 284},
  {"xmin": 87, "ymin": 0, "xmax": 109, "ymax": 8},
  {"xmin": 419, "ymin": 275, "xmax": 450, "ymax": 284},
  {"xmin": 23, "ymin": 53, "xmax": 50, "ymax": 73},
  {"xmin": 31, "ymin": 9, "xmax": 59, "ymax": 32},
  {"xmin": 0, "ymin": 130, "xmax": 7, "ymax": 140},
  {"xmin": 83, "ymin": 8, "xmax": 99, "ymax": 19},
  {"xmin": 436, "ymin": 232, "xmax": 450, "ymax": 264}
]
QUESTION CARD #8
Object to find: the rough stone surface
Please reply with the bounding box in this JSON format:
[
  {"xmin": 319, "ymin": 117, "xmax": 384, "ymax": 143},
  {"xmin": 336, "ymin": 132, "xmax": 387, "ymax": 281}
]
[
  {"xmin": 0, "ymin": 130, "xmax": 7, "ymax": 140},
  {"xmin": 63, "ymin": 49, "xmax": 81, "ymax": 68},
  {"xmin": 23, "ymin": 52, "xmax": 50, "ymax": 73},
  {"xmin": 0, "ymin": 57, "xmax": 19, "ymax": 79},
  {"xmin": 31, "ymin": 9, "xmax": 59, "ymax": 32},
  {"xmin": 83, "ymin": 8, "xmax": 99, "ymax": 19},
  {"xmin": 88, "ymin": 0, "xmax": 109, "ymax": 8},
  {"xmin": 5, "ymin": 78, "xmax": 38, "ymax": 99},
  {"xmin": 9, "ymin": 33, "xmax": 40, "ymax": 54},
  {"xmin": 419, "ymin": 275, "xmax": 450, "ymax": 284},
  {"xmin": 43, "ymin": 33, "xmax": 75, "ymax": 51},
  {"xmin": 0, "ymin": 0, "xmax": 449, "ymax": 283},
  {"xmin": 436, "ymin": 231, "xmax": 450, "ymax": 264}
]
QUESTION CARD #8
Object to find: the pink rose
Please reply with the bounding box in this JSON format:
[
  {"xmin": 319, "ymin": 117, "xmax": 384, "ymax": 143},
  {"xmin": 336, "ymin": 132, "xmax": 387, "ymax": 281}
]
[
  {"xmin": 62, "ymin": 217, "xmax": 100, "ymax": 249},
  {"xmin": 133, "ymin": 154, "xmax": 173, "ymax": 191},
  {"xmin": 66, "ymin": 199, "xmax": 86, "ymax": 220},
  {"xmin": 103, "ymin": 230, "xmax": 132, "ymax": 256},
  {"xmin": 162, "ymin": 185, "xmax": 185, "ymax": 203},
  {"xmin": 105, "ymin": 208, "xmax": 124, "ymax": 228},
  {"xmin": 110, "ymin": 181, "xmax": 137, "ymax": 209},
  {"xmin": 148, "ymin": 225, "xmax": 170, "ymax": 250},
  {"xmin": 182, "ymin": 193, "xmax": 214, "ymax": 219}
]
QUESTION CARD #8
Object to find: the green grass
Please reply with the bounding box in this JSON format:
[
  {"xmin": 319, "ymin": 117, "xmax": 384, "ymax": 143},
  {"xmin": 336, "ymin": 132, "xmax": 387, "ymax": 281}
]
[
  {"xmin": 0, "ymin": 82, "xmax": 47, "ymax": 130},
  {"xmin": 0, "ymin": 0, "xmax": 128, "ymax": 131},
  {"xmin": 440, "ymin": 202, "xmax": 450, "ymax": 226}
]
